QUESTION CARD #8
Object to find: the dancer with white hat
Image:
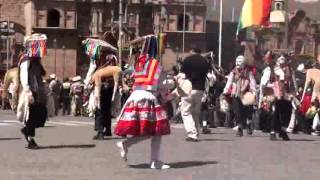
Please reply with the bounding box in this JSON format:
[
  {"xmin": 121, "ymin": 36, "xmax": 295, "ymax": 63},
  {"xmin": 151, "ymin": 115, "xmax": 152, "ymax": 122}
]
[
  {"xmin": 70, "ymin": 76, "xmax": 83, "ymax": 116},
  {"xmin": 223, "ymin": 55, "xmax": 256, "ymax": 137},
  {"xmin": 19, "ymin": 34, "xmax": 48, "ymax": 149}
]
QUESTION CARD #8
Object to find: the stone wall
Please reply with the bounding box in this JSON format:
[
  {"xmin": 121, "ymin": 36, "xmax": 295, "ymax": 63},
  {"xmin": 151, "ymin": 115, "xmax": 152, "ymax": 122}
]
[{"xmin": 0, "ymin": 0, "xmax": 25, "ymax": 27}]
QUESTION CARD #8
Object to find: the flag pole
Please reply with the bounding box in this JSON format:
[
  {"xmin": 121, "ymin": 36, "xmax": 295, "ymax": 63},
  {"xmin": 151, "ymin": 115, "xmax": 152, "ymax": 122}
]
[
  {"xmin": 218, "ymin": 0, "xmax": 223, "ymax": 67},
  {"xmin": 119, "ymin": 0, "xmax": 123, "ymax": 67}
]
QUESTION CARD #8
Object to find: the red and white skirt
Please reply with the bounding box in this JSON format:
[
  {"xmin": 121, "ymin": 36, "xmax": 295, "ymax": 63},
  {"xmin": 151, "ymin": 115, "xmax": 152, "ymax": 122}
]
[{"xmin": 114, "ymin": 90, "xmax": 170, "ymax": 136}]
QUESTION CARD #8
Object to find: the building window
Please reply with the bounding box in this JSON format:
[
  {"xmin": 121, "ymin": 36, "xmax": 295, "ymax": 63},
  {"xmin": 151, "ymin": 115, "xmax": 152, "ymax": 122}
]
[
  {"xmin": 47, "ymin": 9, "xmax": 60, "ymax": 27},
  {"xmin": 212, "ymin": 0, "xmax": 217, "ymax": 11},
  {"xmin": 177, "ymin": 14, "xmax": 190, "ymax": 31},
  {"xmin": 275, "ymin": 2, "xmax": 283, "ymax": 11},
  {"xmin": 97, "ymin": 11, "xmax": 103, "ymax": 32}
]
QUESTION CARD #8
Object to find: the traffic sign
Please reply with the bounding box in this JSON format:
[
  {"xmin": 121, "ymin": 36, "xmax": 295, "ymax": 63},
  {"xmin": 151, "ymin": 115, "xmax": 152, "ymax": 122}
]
[
  {"xmin": 1, "ymin": 35, "xmax": 15, "ymax": 39},
  {"xmin": 0, "ymin": 29, "xmax": 15, "ymax": 33},
  {"xmin": 0, "ymin": 21, "xmax": 15, "ymax": 35}
]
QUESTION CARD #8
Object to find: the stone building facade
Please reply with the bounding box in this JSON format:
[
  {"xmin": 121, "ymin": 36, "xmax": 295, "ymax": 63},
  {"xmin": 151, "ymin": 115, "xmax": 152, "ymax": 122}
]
[{"xmin": 0, "ymin": 0, "xmax": 207, "ymax": 79}]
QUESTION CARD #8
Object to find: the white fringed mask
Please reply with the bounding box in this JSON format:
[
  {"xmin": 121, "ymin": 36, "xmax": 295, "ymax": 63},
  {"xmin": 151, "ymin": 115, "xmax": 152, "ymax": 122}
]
[{"xmin": 235, "ymin": 55, "xmax": 245, "ymax": 69}]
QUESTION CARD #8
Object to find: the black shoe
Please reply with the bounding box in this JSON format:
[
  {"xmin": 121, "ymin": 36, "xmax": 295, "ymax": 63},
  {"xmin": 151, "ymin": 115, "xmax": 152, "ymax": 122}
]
[
  {"xmin": 202, "ymin": 128, "xmax": 211, "ymax": 134},
  {"xmin": 93, "ymin": 132, "xmax": 104, "ymax": 140},
  {"xmin": 247, "ymin": 127, "xmax": 253, "ymax": 135},
  {"xmin": 270, "ymin": 133, "xmax": 277, "ymax": 141},
  {"xmin": 236, "ymin": 128, "xmax": 243, "ymax": 137},
  {"xmin": 20, "ymin": 127, "xmax": 28, "ymax": 141},
  {"xmin": 27, "ymin": 139, "xmax": 39, "ymax": 149},
  {"xmin": 279, "ymin": 132, "xmax": 290, "ymax": 141},
  {"xmin": 103, "ymin": 130, "xmax": 112, "ymax": 137},
  {"xmin": 185, "ymin": 137, "xmax": 199, "ymax": 142}
]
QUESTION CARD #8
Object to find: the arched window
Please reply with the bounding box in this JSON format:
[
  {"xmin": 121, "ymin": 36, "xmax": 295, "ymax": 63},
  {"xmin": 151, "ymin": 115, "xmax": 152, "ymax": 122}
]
[
  {"xmin": 275, "ymin": 2, "xmax": 283, "ymax": 11},
  {"xmin": 47, "ymin": 9, "xmax": 60, "ymax": 27},
  {"xmin": 177, "ymin": 14, "xmax": 190, "ymax": 31}
]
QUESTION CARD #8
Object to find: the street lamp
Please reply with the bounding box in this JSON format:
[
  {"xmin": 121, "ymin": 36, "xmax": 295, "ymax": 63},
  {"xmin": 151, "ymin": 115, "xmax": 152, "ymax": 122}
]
[{"xmin": 53, "ymin": 38, "xmax": 57, "ymax": 75}]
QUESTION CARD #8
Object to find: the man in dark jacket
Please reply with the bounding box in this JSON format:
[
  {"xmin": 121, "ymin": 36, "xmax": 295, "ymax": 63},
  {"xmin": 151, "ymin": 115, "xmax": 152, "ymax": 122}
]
[
  {"xmin": 60, "ymin": 78, "xmax": 71, "ymax": 115},
  {"xmin": 180, "ymin": 49, "xmax": 210, "ymax": 142}
]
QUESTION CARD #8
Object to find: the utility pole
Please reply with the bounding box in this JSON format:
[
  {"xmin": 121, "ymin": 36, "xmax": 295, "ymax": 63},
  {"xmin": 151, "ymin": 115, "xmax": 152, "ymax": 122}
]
[
  {"xmin": 218, "ymin": 0, "xmax": 223, "ymax": 67},
  {"xmin": 182, "ymin": 0, "xmax": 186, "ymax": 54},
  {"xmin": 283, "ymin": 0, "xmax": 289, "ymax": 49},
  {"xmin": 118, "ymin": 0, "xmax": 123, "ymax": 68},
  {"xmin": 53, "ymin": 38, "xmax": 57, "ymax": 75},
  {"xmin": 6, "ymin": 17, "xmax": 9, "ymax": 72},
  {"xmin": 62, "ymin": 45, "xmax": 66, "ymax": 79}
]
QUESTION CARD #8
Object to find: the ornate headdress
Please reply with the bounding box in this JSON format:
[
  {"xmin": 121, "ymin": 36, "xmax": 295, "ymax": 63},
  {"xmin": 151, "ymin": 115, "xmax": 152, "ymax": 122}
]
[{"xmin": 24, "ymin": 33, "xmax": 47, "ymax": 58}]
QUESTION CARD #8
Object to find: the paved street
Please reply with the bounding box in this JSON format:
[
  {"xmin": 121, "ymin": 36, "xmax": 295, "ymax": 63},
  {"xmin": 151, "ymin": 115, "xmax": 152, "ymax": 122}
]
[{"xmin": 0, "ymin": 110, "xmax": 320, "ymax": 180}]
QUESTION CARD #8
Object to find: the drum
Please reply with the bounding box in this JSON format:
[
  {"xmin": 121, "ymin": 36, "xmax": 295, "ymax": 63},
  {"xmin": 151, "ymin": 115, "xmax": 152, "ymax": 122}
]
[
  {"xmin": 241, "ymin": 92, "xmax": 256, "ymax": 106},
  {"xmin": 219, "ymin": 95, "xmax": 230, "ymax": 113}
]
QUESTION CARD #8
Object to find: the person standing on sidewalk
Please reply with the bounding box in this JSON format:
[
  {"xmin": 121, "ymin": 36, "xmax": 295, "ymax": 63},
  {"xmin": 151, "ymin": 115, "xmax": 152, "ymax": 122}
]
[
  {"xmin": 60, "ymin": 78, "xmax": 71, "ymax": 115},
  {"xmin": 49, "ymin": 74, "xmax": 62, "ymax": 116},
  {"xmin": 179, "ymin": 49, "xmax": 210, "ymax": 142},
  {"xmin": 70, "ymin": 76, "xmax": 83, "ymax": 116}
]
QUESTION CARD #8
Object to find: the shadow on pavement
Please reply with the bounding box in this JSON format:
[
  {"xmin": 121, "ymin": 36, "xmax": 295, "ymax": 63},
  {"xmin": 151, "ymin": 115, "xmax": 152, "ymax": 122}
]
[
  {"xmin": 201, "ymin": 132, "xmax": 234, "ymax": 135},
  {"xmin": 289, "ymin": 139, "xmax": 317, "ymax": 142},
  {"xmin": 37, "ymin": 144, "xmax": 96, "ymax": 150},
  {"xmin": 0, "ymin": 137, "xmax": 21, "ymax": 141},
  {"xmin": 42, "ymin": 125, "xmax": 56, "ymax": 128},
  {"xmin": 200, "ymin": 139, "xmax": 234, "ymax": 142},
  {"xmin": 129, "ymin": 160, "xmax": 218, "ymax": 169}
]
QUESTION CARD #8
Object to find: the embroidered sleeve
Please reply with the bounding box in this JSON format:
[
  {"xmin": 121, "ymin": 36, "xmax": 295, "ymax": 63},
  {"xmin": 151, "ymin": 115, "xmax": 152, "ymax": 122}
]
[
  {"xmin": 275, "ymin": 67, "xmax": 285, "ymax": 81},
  {"xmin": 223, "ymin": 72, "xmax": 234, "ymax": 94},
  {"xmin": 260, "ymin": 67, "xmax": 271, "ymax": 86},
  {"xmin": 84, "ymin": 61, "xmax": 97, "ymax": 85},
  {"xmin": 248, "ymin": 71, "xmax": 256, "ymax": 92}
]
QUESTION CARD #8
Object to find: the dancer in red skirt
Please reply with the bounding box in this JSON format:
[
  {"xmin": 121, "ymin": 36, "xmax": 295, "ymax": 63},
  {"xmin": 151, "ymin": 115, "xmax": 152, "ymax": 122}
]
[{"xmin": 114, "ymin": 36, "xmax": 170, "ymax": 169}]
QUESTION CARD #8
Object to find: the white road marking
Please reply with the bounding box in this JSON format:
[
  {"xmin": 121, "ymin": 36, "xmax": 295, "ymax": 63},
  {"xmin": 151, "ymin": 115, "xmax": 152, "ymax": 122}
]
[
  {"xmin": 46, "ymin": 121, "xmax": 89, "ymax": 127},
  {"xmin": 0, "ymin": 119, "xmax": 184, "ymax": 129},
  {"xmin": 0, "ymin": 123, "xmax": 13, "ymax": 126},
  {"xmin": 0, "ymin": 119, "xmax": 93, "ymax": 127},
  {"xmin": 67, "ymin": 121, "xmax": 94, "ymax": 125}
]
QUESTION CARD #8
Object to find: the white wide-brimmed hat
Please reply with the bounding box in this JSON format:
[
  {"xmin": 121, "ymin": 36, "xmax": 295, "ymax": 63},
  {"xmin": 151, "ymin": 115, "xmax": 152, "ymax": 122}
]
[
  {"xmin": 72, "ymin": 76, "xmax": 82, "ymax": 82},
  {"xmin": 297, "ymin": 64, "xmax": 305, "ymax": 72},
  {"xmin": 49, "ymin": 74, "xmax": 56, "ymax": 79},
  {"xmin": 277, "ymin": 56, "xmax": 286, "ymax": 65}
]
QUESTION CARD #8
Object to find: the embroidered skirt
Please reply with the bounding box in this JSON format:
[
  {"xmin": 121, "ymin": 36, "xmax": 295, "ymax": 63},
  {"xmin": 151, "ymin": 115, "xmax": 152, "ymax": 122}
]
[{"xmin": 114, "ymin": 90, "xmax": 170, "ymax": 136}]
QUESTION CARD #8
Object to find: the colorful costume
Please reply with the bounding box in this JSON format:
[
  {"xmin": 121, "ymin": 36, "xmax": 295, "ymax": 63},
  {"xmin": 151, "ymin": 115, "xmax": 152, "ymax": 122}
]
[
  {"xmin": 260, "ymin": 55, "xmax": 292, "ymax": 140},
  {"xmin": 223, "ymin": 56, "xmax": 256, "ymax": 136},
  {"xmin": 115, "ymin": 55, "xmax": 170, "ymax": 136},
  {"xmin": 18, "ymin": 33, "xmax": 48, "ymax": 149},
  {"xmin": 82, "ymin": 37, "xmax": 119, "ymax": 140},
  {"xmin": 115, "ymin": 35, "xmax": 170, "ymax": 169}
]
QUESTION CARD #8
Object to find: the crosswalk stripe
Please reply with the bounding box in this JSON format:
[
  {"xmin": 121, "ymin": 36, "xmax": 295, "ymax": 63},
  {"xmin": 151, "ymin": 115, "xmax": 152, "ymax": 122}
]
[
  {"xmin": 0, "ymin": 119, "xmax": 184, "ymax": 128},
  {"xmin": 46, "ymin": 121, "xmax": 89, "ymax": 127},
  {"xmin": 0, "ymin": 123, "xmax": 14, "ymax": 126},
  {"xmin": 0, "ymin": 120, "xmax": 93, "ymax": 127},
  {"xmin": 170, "ymin": 124, "xmax": 184, "ymax": 129},
  {"xmin": 67, "ymin": 121, "xmax": 94, "ymax": 125},
  {"xmin": 1, "ymin": 120, "xmax": 21, "ymax": 123}
]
